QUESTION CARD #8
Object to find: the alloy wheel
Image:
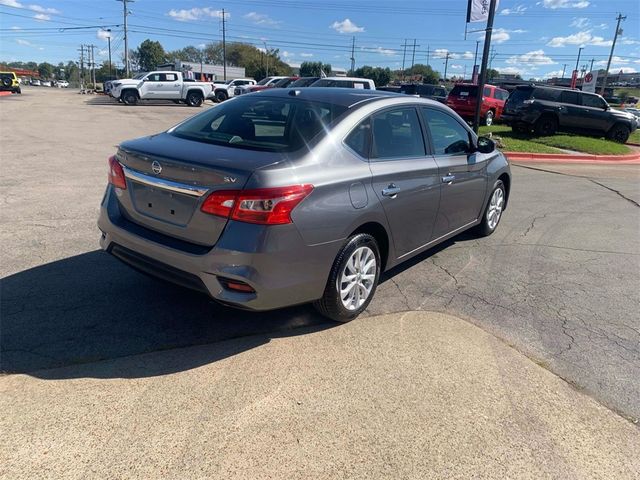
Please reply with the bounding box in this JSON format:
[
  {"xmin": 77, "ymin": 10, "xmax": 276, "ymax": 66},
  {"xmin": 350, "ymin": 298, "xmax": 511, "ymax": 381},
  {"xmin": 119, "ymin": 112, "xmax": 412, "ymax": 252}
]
[
  {"xmin": 337, "ymin": 246, "xmax": 377, "ymax": 311},
  {"xmin": 486, "ymin": 187, "xmax": 504, "ymax": 230}
]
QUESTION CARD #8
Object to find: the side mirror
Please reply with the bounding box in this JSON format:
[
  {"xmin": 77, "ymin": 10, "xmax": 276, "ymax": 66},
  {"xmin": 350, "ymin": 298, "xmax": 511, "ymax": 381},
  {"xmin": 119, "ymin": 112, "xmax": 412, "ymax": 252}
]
[{"xmin": 476, "ymin": 136, "xmax": 496, "ymax": 154}]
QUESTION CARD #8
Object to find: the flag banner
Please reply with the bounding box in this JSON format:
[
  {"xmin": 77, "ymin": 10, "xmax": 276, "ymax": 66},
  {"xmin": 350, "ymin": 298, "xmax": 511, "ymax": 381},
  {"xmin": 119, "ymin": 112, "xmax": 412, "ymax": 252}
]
[
  {"xmin": 582, "ymin": 71, "xmax": 598, "ymax": 93},
  {"xmin": 466, "ymin": 0, "xmax": 498, "ymax": 23}
]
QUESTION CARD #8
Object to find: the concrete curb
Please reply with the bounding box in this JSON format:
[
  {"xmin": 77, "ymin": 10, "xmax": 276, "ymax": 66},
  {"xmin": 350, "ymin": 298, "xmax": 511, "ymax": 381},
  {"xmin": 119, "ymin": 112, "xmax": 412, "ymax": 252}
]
[{"xmin": 505, "ymin": 150, "xmax": 640, "ymax": 164}]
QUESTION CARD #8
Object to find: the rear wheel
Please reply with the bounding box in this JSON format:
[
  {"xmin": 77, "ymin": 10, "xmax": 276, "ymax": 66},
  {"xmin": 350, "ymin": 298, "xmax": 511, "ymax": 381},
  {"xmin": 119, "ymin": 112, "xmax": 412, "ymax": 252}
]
[
  {"xmin": 314, "ymin": 234, "xmax": 381, "ymax": 323},
  {"xmin": 607, "ymin": 124, "xmax": 630, "ymax": 144},
  {"xmin": 534, "ymin": 115, "xmax": 558, "ymax": 136},
  {"xmin": 215, "ymin": 90, "xmax": 228, "ymax": 102},
  {"xmin": 483, "ymin": 110, "xmax": 495, "ymax": 126},
  {"xmin": 512, "ymin": 123, "xmax": 529, "ymax": 134},
  {"xmin": 122, "ymin": 90, "xmax": 138, "ymax": 105},
  {"xmin": 186, "ymin": 91, "xmax": 204, "ymax": 107}
]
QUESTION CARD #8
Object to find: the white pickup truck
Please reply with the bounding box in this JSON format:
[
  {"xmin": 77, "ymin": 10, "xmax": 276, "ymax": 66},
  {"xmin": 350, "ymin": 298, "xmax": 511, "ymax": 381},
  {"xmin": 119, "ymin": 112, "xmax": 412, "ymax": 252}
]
[
  {"xmin": 111, "ymin": 71, "xmax": 213, "ymax": 107},
  {"xmin": 212, "ymin": 78, "xmax": 256, "ymax": 102}
]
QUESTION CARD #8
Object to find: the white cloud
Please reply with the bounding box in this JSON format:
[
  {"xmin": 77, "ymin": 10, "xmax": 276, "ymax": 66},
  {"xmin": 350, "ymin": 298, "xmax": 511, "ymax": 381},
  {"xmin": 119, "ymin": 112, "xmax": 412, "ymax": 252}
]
[
  {"xmin": 621, "ymin": 39, "xmax": 640, "ymax": 45},
  {"xmin": 0, "ymin": 1, "xmax": 59, "ymax": 14},
  {"xmin": 372, "ymin": 46, "xmax": 396, "ymax": 56},
  {"xmin": 543, "ymin": 0, "xmax": 589, "ymax": 8},
  {"xmin": 10, "ymin": 26, "xmax": 21, "ymax": 30},
  {"xmin": 462, "ymin": 51, "xmax": 474, "ymax": 59},
  {"xmin": 433, "ymin": 49, "xmax": 458, "ymax": 59},
  {"xmin": 491, "ymin": 28, "xmax": 511, "ymax": 44},
  {"xmin": 282, "ymin": 51, "xmax": 292, "ymax": 58},
  {"xmin": 570, "ymin": 17, "xmax": 589, "ymax": 28},
  {"xmin": 500, "ymin": 4, "xmax": 527, "ymax": 15},
  {"xmin": 16, "ymin": 38, "xmax": 33, "ymax": 45},
  {"xmin": 506, "ymin": 49, "xmax": 556, "ymax": 66},
  {"xmin": 547, "ymin": 30, "xmax": 612, "ymax": 47},
  {"xmin": 96, "ymin": 29, "xmax": 111, "ymax": 41},
  {"xmin": 499, "ymin": 66, "xmax": 526, "ymax": 75},
  {"xmin": 28, "ymin": 4, "xmax": 59, "ymax": 14},
  {"xmin": 33, "ymin": 13, "xmax": 49, "ymax": 21},
  {"xmin": 330, "ymin": 18, "xmax": 364, "ymax": 34},
  {"xmin": 244, "ymin": 12, "xmax": 280, "ymax": 26},
  {"xmin": 300, "ymin": 53, "xmax": 314, "ymax": 58},
  {"xmin": 543, "ymin": 69, "xmax": 566, "ymax": 78},
  {"xmin": 0, "ymin": 0, "xmax": 22, "ymax": 7},
  {"xmin": 450, "ymin": 64, "xmax": 463, "ymax": 70},
  {"xmin": 594, "ymin": 56, "xmax": 633, "ymax": 68},
  {"xmin": 168, "ymin": 7, "xmax": 225, "ymax": 22}
]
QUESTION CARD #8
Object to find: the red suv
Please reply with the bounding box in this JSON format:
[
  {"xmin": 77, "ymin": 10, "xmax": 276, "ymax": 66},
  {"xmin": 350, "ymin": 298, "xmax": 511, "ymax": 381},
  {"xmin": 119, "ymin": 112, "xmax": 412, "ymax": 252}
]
[{"xmin": 446, "ymin": 83, "xmax": 509, "ymax": 126}]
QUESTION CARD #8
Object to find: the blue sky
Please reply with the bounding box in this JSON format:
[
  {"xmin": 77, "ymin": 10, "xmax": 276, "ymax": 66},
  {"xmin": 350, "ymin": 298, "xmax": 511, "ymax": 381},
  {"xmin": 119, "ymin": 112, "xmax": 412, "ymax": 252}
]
[{"xmin": 1, "ymin": 0, "xmax": 638, "ymax": 79}]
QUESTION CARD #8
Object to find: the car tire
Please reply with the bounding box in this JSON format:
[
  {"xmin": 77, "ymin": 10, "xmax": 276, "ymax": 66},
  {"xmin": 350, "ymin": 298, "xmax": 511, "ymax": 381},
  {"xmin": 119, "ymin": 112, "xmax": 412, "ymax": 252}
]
[
  {"xmin": 483, "ymin": 110, "xmax": 495, "ymax": 126},
  {"xmin": 215, "ymin": 90, "xmax": 228, "ymax": 102},
  {"xmin": 476, "ymin": 180, "xmax": 506, "ymax": 237},
  {"xmin": 1, "ymin": 78, "xmax": 12, "ymax": 87},
  {"xmin": 172, "ymin": 100, "xmax": 181, "ymax": 104},
  {"xmin": 186, "ymin": 91, "xmax": 204, "ymax": 107},
  {"xmin": 534, "ymin": 115, "xmax": 558, "ymax": 136},
  {"xmin": 314, "ymin": 233, "xmax": 381, "ymax": 323},
  {"xmin": 606, "ymin": 124, "xmax": 630, "ymax": 144},
  {"xmin": 512, "ymin": 123, "xmax": 529, "ymax": 134},
  {"xmin": 122, "ymin": 90, "xmax": 138, "ymax": 105}
]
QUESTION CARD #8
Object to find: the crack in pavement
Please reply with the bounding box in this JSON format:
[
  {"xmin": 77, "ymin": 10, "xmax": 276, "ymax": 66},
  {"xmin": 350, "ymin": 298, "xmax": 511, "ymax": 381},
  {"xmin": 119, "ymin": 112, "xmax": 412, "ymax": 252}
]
[
  {"xmin": 588, "ymin": 179, "xmax": 640, "ymax": 208},
  {"xmin": 521, "ymin": 214, "xmax": 548, "ymax": 238}
]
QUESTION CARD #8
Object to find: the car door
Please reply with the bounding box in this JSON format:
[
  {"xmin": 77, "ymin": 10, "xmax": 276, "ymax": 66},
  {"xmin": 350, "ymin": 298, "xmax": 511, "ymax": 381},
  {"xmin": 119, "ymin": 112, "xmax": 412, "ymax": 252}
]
[
  {"xmin": 366, "ymin": 106, "xmax": 441, "ymax": 258},
  {"xmin": 421, "ymin": 107, "xmax": 487, "ymax": 237},
  {"xmin": 161, "ymin": 72, "xmax": 182, "ymax": 99},
  {"xmin": 580, "ymin": 93, "xmax": 610, "ymax": 132},
  {"xmin": 140, "ymin": 73, "xmax": 162, "ymax": 98},
  {"xmin": 558, "ymin": 90, "xmax": 582, "ymax": 129}
]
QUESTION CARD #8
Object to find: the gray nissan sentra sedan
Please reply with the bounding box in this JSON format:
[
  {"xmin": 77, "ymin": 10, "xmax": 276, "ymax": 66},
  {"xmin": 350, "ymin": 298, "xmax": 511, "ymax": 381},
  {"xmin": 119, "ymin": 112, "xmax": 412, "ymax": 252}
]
[{"xmin": 98, "ymin": 88, "xmax": 511, "ymax": 322}]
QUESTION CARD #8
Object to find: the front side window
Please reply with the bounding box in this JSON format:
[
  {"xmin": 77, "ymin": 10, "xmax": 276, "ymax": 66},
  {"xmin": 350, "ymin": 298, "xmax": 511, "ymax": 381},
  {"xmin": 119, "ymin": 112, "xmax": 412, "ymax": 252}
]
[
  {"xmin": 484, "ymin": 87, "xmax": 492, "ymax": 98},
  {"xmin": 422, "ymin": 108, "xmax": 471, "ymax": 155},
  {"xmin": 560, "ymin": 91, "xmax": 580, "ymax": 105},
  {"xmin": 146, "ymin": 73, "xmax": 161, "ymax": 82},
  {"xmin": 171, "ymin": 96, "xmax": 346, "ymax": 152},
  {"xmin": 582, "ymin": 94, "xmax": 607, "ymax": 108},
  {"xmin": 370, "ymin": 108, "xmax": 425, "ymax": 159}
]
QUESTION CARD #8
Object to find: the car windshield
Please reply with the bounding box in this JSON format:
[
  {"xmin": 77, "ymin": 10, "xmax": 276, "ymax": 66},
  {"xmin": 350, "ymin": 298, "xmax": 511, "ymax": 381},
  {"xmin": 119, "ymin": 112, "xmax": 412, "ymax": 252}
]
[
  {"xmin": 273, "ymin": 78, "xmax": 296, "ymax": 88},
  {"xmin": 133, "ymin": 73, "xmax": 147, "ymax": 80},
  {"xmin": 256, "ymin": 77, "xmax": 273, "ymax": 86},
  {"xmin": 170, "ymin": 96, "xmax": 348, "ymax": 152},
  {"xmin": 290, "ymin": 78, "xmax": 318, "ymax": 87},
  {"xmin": 450, "ymin": 85, "xmax": 478, "ymax": 97},
  {"xmin": 508, "ymin": 88, "xmax": 533, "ymax": 104}
]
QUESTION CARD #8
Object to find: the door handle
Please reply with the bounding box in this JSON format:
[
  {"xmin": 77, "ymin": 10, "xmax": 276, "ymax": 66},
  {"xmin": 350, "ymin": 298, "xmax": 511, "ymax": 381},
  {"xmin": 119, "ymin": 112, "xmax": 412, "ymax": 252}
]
[
  {"xmin": 382, "ymin": 184, "xmax": 401, "ymax": 197},
  {"xmin": 442, "ymin": 175, "xmax": 455, "ymax": 184}
]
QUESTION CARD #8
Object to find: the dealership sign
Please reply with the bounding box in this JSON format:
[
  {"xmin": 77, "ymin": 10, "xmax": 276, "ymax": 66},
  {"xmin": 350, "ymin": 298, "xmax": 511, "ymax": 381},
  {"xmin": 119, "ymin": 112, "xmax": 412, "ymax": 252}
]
[{"xmin": 582, "ymin": 71, "xmax": 598, "ymax": 93}]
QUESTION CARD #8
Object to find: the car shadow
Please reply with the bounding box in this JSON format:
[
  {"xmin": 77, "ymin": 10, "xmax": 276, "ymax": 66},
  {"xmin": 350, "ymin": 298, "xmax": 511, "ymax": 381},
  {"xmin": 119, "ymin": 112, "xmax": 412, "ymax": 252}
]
[
  {"xmin": 1, "ymin": 250, "xmax": 333, "ymax": 380},
  {"xmin": 85, "ymin": 97, "xmax": 214, "ymax": 107}
]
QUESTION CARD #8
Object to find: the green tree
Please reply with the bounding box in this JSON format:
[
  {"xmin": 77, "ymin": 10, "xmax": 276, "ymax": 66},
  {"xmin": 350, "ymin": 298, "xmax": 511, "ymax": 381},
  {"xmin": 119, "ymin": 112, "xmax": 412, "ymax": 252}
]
[
  {"xmin": 37, "ymin": 62, "xmax": 55, "ymax": 79},
  {"xmin": 136, "ymin": 39, "xmax": 166, "ymax": 72},
  {"xmin": 354, "ymin": 65, "xmax": 392, "ymax": 87},
  {"xmin": 299, "ymin": 61, "xmax": 332, "ymax": 77},
  {"xmin": 404, "ymin": 64, "xmax": 440, "ymax": 84},
  {"xmin": 486, "ymin": 68, "xmax": 499, "ymax": 81},
  {"xmin": 166, "ymin": 45, "xmax": 203, "ymax": 63}
]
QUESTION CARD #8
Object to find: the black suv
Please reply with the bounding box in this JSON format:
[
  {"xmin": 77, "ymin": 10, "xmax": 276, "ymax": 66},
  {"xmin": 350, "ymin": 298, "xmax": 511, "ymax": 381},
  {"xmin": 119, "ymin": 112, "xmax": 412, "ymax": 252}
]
[{"xmin": 502, "ymin": 85, "xmax": 638, "ymax": 143}]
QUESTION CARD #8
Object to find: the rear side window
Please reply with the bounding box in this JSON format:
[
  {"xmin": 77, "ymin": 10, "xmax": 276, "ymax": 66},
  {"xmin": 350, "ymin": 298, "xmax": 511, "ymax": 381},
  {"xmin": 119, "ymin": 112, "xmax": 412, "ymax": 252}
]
[
  {"xmin": 344, "ymin": 119, "xmax": 370, "ymax": 158},
  {"xmin": 422, "ymin": 108, "xmax": 471, "ymax": 155},
  {"xmin": 171, "ymin": 96, "xmax": 347, "ymax": 152},
  {"xmin": 532, "ymin": 88, "xmax": 561, "ymax": 101},
  {"xmin": 370, "ymin": 108, "xmax": 426, "ymax": 159},
  {"xmin": 164, "ymin": 73, "xmax": 177, "ymax": 82},
  {"xmin": 560, "ymin": 91, "xmax": 580, "ymax": 105},
  {"xmin": 508, "ymin": 88, "xmax": 533, "ymax": 104}
]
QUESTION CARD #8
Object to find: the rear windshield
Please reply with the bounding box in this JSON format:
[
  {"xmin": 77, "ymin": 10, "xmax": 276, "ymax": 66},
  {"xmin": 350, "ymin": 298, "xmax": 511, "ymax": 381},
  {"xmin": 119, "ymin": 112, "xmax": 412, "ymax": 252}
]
[
  {"xmin": 170, "ymin": 96, "xmax": 347, "ymax": 152},
  {"xmin": 273, "ymin": 77, "xmax": 296, "ymax": 88},
  {"xmin": 507, "ymin": 87, "xmax": 533, "ymax": 104},
  {"xmin": 290, "ymin": 77, "xmax": 318, "ymax": 87},
  {"xmin": 313, "ymin": 79, "xmax": 351, "ymax": 88},
  {"xmin": 450, "ymin": 85, "xmax": 478, "ymax": 97}
]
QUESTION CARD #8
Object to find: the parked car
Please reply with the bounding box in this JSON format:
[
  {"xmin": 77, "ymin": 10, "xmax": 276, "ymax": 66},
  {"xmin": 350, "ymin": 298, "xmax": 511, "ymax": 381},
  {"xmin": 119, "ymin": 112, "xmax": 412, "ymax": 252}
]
[
  {"xmin": 311, "ymin": 77, "xmax": 376, "ymax": 90},
  {"xmin": 446, "ymin": 83, "xmax": 509, "ymax": 126},
  {"xmin": 289, "ymin": 77, "xmax": 321, "ymax": 88},
  {"xmin": 0, "ymin": 71, "xmax": 21, "ymax": 94},
  {"xmin": 110, "ymin": 71, "xmax": 213, "ymax": 107},
  {"xmin": 30, "ymin": 78, "xmax": 41, "ymax": 86},
  {"xmin": 400, "ymin": 84, "xmax": 448, "ymax": 104},
  {"xmin": 234, "ymin": 76, "xmax": 288, "ymax": 96},
  {"xmin": 55, "ymin": 80, "xmax": 69, "ymax": 88},
  {"xmin": 98, "ymin": 89, "xmax": 510, "ymax": 322},
  {"xmin": 501, "ymin": 85, "xmax": 638, "ymax": 143},
  {"xmin": 213, "ymin": 78, "xmax": 257, "ymax": 102}
]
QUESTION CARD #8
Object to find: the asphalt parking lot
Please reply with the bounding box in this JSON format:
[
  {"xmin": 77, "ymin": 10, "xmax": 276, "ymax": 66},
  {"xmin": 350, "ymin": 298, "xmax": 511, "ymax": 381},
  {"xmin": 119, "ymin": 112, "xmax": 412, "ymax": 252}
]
[{"xmin": 1, "ymin": 88, "xmax": 639, "ymax": 476}]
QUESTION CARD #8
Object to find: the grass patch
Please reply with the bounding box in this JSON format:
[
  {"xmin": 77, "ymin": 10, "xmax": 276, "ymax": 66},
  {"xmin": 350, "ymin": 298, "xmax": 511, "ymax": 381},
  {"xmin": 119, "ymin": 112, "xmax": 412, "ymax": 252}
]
[
  {"xmin": 628, "ymin": 129, "xmax": 640, "ymax": 144},
  {"xmin": 479, "ymin": 125, "xmax": 631, "ymax": 155}
]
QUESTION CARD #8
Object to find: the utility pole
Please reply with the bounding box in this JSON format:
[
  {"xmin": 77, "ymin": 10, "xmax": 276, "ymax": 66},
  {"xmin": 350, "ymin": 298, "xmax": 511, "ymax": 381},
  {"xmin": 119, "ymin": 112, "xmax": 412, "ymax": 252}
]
[
  {"xmin": 78, "ymin": 44, "xmax": 85, "ymax": 90},
  {"xmin": 589, "ymin": 58, "xmax": 595, "ymax": 73},
  {"xmin": 472, "ymin": 0, "xmax": 497, "ymax": 133},
  {"xmin": 106, "ymin": 29, "xmax": 113, "ymax": 79},
  {"xmin": 350, "ymin": 36, "xmax": 355, "ymax": 74},
  {"xmin": 561, "ymin": 64, "xmax": 567, "ymax": 79},
  {"xmin": 443, "ymin": 52, "xmax": 450, "ymax": 82},
  {"xmin": 574, "ymin": 46, "xmax": 583, "ymax": 76},
  {"xmin": 600, "ymin": 13, "xmax": 626, "ymax": 96},
  {"xmin": 263, "ymin": 41, "xmax": 268, "ymax": 77},
  {"xmin": 426, "ymin": 45, "xmax": 430, "ymax": 67},
  {"xmin": 401, "ymin": 39, "xmax": 409, "ymax": 74},
  {"xmin": 222, "ymin": 8, "xmax": 227, "ymax": 81},
  {"xmin": 89, "ymin": 44, "xmax": 97, "ymax": 90},
  {"xmin": 474, "ymin": 40, "xmax": 480, "ymax": 67},
  {"xmin": 116, "ymin": 0, "xmax": 133, "ymax": 76},
  {"xmin": 410, "ymin": 39, "xmax": 419, "ymax": 70}
]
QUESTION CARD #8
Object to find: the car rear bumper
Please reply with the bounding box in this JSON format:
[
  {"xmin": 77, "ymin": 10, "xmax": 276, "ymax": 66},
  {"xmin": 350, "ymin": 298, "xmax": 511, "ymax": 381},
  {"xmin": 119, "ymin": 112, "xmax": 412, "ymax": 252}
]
[{"xmin": 97, "ymin": 185, "xmax": 340, "ymax": 311}]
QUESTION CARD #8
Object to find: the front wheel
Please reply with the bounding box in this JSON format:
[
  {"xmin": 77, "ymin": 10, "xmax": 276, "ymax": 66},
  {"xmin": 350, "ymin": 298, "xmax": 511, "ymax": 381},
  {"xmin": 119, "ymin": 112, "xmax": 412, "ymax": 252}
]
[
  {"xmin": 122, "ymin": 90, "xmax": 138, "ymax": 105},
  {"xmin": 186, "ymin": 91, "xmax": 203, "ymax": 107},
  {"xmin": 484, "ymin": 110, "xmax": 495, "ymax": 126},
  {"xmin": 607, "ymin": 124, "xmax": 630, "ymax": 144},
  {"xmin": 314, "ymin": 234, "xmax": 381, "ymax": 323},
  {"xmin": 215, "ymin": 90, "xmax": 228, "ymax": 103},
  {"xmin": 476, "ymin": 180, "xmax": 506, "ymax": 237}
]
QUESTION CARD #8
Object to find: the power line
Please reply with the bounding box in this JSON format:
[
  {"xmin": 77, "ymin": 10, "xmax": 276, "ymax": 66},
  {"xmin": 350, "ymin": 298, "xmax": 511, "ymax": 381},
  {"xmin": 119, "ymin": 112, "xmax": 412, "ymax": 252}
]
[{"xmin": 116, "ymin": 0, "xmax": 133, "ymax": 76}]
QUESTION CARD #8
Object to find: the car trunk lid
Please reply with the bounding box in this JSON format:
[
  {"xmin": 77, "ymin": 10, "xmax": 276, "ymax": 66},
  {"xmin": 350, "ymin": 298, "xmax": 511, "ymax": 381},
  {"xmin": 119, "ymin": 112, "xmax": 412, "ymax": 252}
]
[{"xmin": 115, "ymin": 133, "xmax": 281, "ymax": 247}]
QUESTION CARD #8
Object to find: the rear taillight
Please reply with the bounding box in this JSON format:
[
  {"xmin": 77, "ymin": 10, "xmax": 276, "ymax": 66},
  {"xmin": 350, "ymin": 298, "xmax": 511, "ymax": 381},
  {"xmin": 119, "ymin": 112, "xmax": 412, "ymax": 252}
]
[
  {"xmin": 201, "ymin": 184, "xmax": 314, "ymax": 225},
  {"xmin": 108, "ymin": 155, "xmax": 126, "ymax": 189}
]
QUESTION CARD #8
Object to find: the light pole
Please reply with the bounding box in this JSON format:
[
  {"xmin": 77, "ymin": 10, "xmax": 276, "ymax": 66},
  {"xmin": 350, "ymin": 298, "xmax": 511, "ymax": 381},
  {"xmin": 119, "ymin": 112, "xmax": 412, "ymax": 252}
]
[
  {"xmin": 263, "ymin": 41, "xmax": 269, "ymax": 77},
  {"xmin": 106, "ymin": 29, "xmax": 113, "ymax": 79}
]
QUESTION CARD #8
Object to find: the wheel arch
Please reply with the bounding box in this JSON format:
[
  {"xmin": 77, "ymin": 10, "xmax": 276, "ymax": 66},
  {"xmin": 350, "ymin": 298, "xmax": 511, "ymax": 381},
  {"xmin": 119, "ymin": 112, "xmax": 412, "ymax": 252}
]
[{"xmin": 349, "ymin": 221, "xmax": 391, "ymax": 272}]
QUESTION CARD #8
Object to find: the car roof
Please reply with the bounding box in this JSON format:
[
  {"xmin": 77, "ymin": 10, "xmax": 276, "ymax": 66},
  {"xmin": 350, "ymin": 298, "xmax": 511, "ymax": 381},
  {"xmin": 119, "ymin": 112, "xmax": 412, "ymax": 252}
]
[
  {"xmin": 248, "ymin": 87, "xmax": 438, "ymax": 108},
  {"xmin": 317, "ymin": 76, "xmax": 374, "ymax": 82}
]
